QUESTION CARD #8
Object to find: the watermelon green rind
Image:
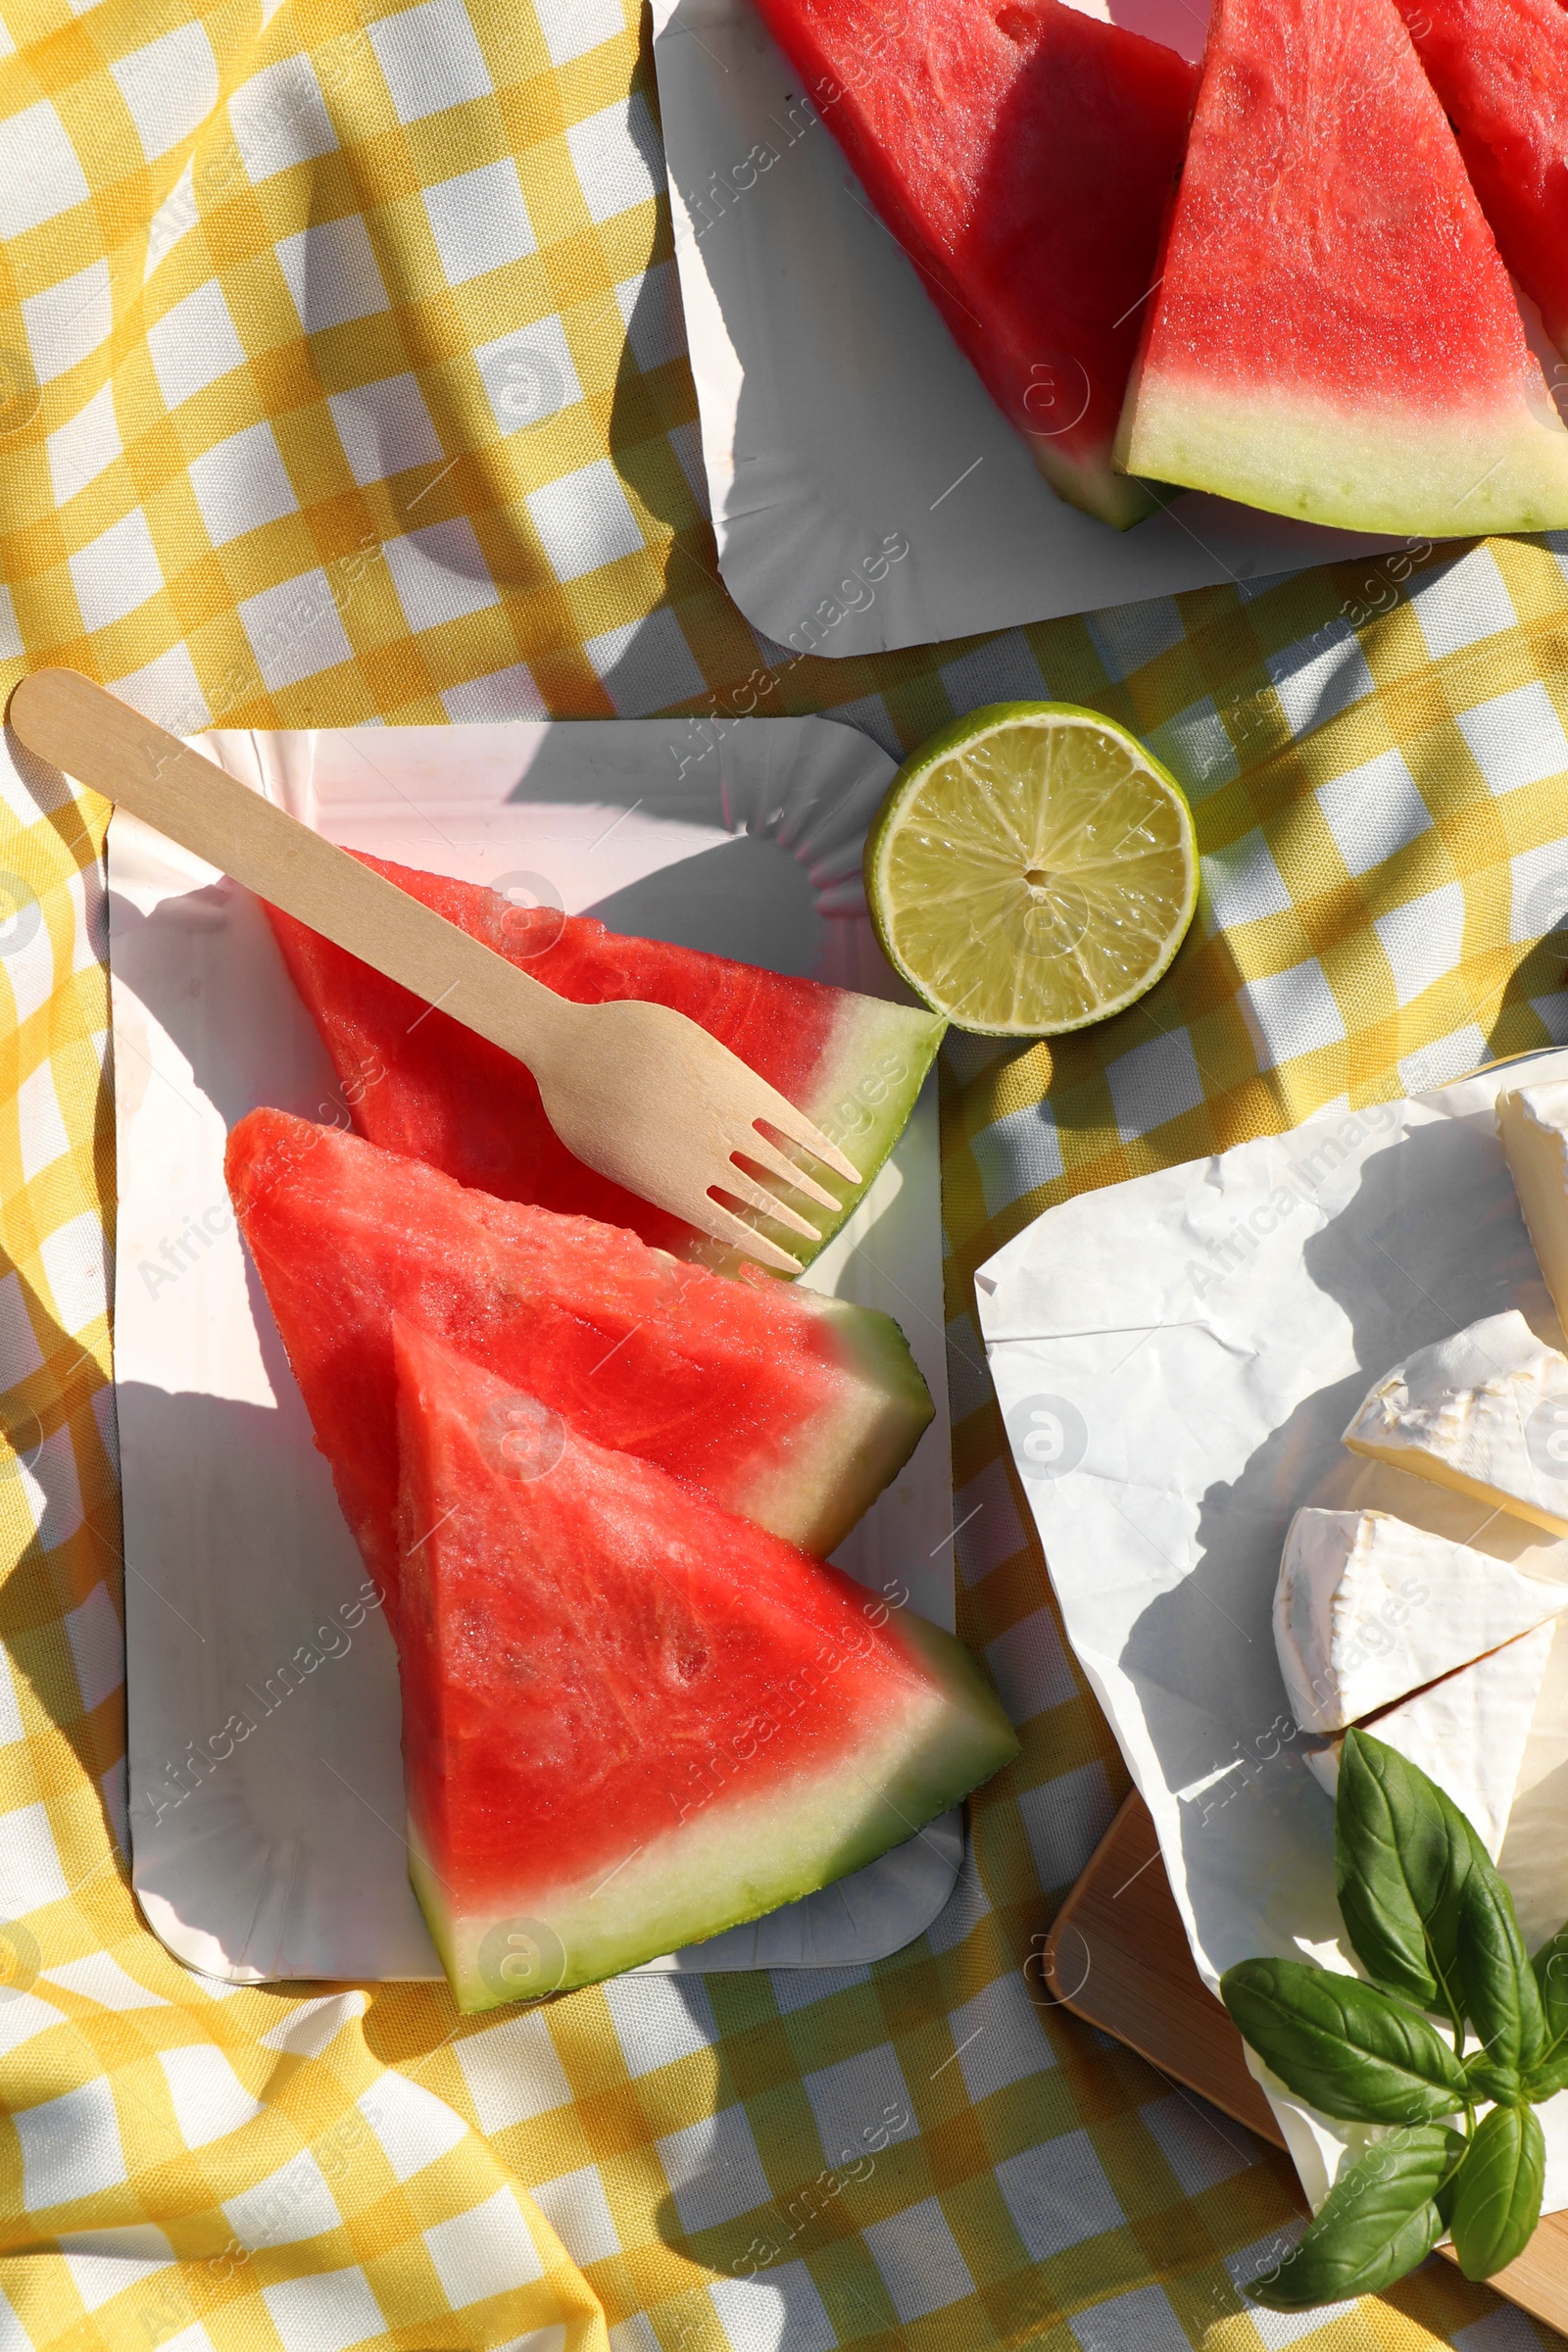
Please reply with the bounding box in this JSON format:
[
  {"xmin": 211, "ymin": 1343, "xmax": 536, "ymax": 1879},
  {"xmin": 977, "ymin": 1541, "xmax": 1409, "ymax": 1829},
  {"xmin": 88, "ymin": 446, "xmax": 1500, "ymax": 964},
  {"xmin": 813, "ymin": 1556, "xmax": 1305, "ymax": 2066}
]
[
  {"xmin": 1029, "ymin": 443, "xmax": 1177, "ymax": 534},
  {"xmin": 413, "ymin": 1636, "xmax": 1016, "ymax": 2010},
  {"xmin": 785, "ymin": 993, "xmax": 945, "ymax": 1269},
  {"xmin": 393, "ymin": 1325, "xmax": 1017, "ymax": 2010},
  {"xmin": 1115, "ymin": 378, "xmax": 1568, "ymax": 535},
  {"xmin": 1115, "ymin": 0, "xmax": 1568, "ymax": 534},
  {"xmin": 411, "ymin": 1636, "xmax": 1015, "ymax": 2007},
  {"xmin": 743, "ymin": 1291, "xmax": 934, "ymax": 1558}
]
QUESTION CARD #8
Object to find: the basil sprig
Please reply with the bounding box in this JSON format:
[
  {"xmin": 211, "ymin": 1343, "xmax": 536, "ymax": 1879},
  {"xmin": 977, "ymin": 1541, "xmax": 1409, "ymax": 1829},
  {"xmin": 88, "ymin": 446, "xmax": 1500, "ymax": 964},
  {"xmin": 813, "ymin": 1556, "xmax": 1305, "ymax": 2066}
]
[{"xmin": 1220, "ymin": 1728, "xmax": 1564, "ymax": 2309}]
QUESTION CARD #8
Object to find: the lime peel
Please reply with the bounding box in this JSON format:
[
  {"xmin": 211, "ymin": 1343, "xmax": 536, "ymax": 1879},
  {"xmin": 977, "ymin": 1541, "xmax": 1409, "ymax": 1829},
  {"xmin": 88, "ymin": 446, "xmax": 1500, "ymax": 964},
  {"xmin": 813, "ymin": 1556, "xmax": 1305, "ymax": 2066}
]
[{"xmin": 864, "ymin": 701, "xmax": 1199, "ymax": 1038}]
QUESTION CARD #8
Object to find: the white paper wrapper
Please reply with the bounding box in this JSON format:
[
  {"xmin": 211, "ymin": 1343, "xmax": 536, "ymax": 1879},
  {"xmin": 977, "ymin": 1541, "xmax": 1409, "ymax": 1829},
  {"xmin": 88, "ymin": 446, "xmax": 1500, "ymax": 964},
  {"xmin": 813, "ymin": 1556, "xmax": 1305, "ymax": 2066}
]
[
  {"xmin": 976, "ymin": 1054, "xmax": 1568, "ymax": 2209},
  {"xmin": 112, "ymin": 716, "xmax": 957, "ymax": 1983}
]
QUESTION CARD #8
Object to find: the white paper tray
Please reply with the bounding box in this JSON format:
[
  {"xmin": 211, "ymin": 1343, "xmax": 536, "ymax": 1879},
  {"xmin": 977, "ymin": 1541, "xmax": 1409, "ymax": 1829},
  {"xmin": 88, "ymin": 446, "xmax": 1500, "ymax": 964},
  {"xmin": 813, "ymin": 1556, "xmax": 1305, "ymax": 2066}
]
[
  {"xmin": 111, "ymin": 716, "xmax": 956, "ymax": 1984},
  {"xmin": 651, "ymin": 0, "xmax": 1408, "ymax": 654},
  {"xmin": 977, "ymin": 1049, "xmax": 1568, "ymax": 2212}
]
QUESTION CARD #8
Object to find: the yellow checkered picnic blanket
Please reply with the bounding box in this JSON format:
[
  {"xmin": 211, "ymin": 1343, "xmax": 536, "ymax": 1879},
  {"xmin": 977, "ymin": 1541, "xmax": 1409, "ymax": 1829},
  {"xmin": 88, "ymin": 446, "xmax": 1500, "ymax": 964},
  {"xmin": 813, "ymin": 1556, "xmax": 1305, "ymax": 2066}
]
[{"xmin": 5, "ymin": 0, "xmax": 1568, "ymax": 2343}]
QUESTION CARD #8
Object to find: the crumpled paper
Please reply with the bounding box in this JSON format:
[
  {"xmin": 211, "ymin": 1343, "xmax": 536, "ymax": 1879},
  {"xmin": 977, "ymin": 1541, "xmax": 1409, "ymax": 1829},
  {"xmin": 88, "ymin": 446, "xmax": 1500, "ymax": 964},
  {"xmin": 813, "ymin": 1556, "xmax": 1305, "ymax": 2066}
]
[{"xmin": 977, "ymin": 1049, "xmax": 1568, "ymax": 2210}]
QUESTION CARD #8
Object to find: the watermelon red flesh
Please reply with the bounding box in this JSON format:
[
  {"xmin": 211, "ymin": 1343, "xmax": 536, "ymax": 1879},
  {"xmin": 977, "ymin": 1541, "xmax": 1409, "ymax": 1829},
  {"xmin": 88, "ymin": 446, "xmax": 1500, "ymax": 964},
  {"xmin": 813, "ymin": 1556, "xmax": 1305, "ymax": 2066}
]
[
  {"xmin": 748, "ymin": 0, "xmax": 1197, "ymax": 530},
  {"xmin": 395, "ymin": 1320, "xmax": 1018, "ymax": 2007},
  {"xmin": 1408, "ymin": 0, "xmax": 1568, "ymax": 359},
  {"xmin": 225, "ymin": 1108, "xmax": 933, "ymax": 1629},
  {"xmin": 1114, "ymin": 0, "xmax": 1568, "ymax": 533},
  {"xmin": 264, "ymin": 856, "xmax": 944, "ymax": 1275}
]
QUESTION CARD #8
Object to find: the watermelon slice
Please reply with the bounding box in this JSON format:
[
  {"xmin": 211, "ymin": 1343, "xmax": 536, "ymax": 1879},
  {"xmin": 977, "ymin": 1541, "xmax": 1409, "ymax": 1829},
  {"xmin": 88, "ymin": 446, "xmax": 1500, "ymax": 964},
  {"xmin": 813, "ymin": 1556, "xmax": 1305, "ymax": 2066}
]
[
  {"xmin": 1113, "ymin": 0, "xmax": 1568, "ymax": 533},
  {"xmin": 747, "ymin": 0, "xmax": 1197, "ymax": 528},
  {"xmin": 1407, "ymin": 0, "xmax": 1568, "ymax": 359},
  {"xmin": 225, "ymin": 1108, "xmax": 934, "ymax": 1627},
  {"xmin": 394, "ymin": 1320, "xmax": 1018, "ymax": 2007},
  {"xmin": 264, "ymin": 856, "xmax": 944, "ymax": 1276}
]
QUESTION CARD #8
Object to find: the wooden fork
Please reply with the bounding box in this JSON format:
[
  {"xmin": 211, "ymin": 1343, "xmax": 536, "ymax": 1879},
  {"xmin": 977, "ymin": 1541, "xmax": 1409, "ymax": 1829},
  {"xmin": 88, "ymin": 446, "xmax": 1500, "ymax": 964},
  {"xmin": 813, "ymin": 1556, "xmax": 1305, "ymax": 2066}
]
[{"xmin": 6, "ymin": 669, "xmax": 859, "ymax": 1274}]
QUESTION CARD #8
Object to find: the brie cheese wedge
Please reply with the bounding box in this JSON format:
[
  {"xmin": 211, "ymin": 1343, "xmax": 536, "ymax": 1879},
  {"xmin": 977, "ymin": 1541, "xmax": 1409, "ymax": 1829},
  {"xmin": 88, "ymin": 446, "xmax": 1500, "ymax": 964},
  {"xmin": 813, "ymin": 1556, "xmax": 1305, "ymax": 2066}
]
[
  {"xmin": 1343, "ymin": 1309, "xmax": 1568, "ymax": 1537},
  {"xmin": 1500, "ymin": 1079, "xmax": 1568, "ymax": 1337},
  {"xmin": 1275, "ymin": 1503, "xmax": 1568, "ymax": 1733},
  {"xmin": 1304, "ymin": 1618, "xmax": 1558, "ymax": 1858}
]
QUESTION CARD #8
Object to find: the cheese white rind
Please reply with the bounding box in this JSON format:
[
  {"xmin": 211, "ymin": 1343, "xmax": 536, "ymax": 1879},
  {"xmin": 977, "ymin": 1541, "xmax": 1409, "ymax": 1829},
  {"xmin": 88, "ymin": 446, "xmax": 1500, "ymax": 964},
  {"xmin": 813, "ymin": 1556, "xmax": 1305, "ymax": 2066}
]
[
  {"xmin": 1500, "ymin": 1080, "xmax": 1568, "ymax": 1342},
  {"xmin": 1343, "ymin": 1309, "xmax": 1568, "ymax": 1537},
  {"xmin": 1274, "ymin": 1504, "xmax": 1568, "ymax": 1733},
  {"xmin": 1303, "ymin": 1618, "xmax": 1557, "ymax": 1857}
]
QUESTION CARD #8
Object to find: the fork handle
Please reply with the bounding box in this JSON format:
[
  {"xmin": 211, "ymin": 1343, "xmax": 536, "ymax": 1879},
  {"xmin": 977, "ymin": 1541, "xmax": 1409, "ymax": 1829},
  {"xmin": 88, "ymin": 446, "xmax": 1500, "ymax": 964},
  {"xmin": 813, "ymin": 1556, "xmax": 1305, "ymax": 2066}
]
[{"xmin": 6, "ymin": 669, "xmax": 579, "ymax": 1067}]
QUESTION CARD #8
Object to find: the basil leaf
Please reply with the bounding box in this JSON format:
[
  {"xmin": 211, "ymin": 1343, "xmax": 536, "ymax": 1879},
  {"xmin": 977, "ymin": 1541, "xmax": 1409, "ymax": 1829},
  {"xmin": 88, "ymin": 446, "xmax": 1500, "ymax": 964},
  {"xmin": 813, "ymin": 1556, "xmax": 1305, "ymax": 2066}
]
[
  {"xmin": 1450, "ymin": 2104, "xmax": 1545, "ymax": 2280},
  {"xmin": 1458, "ymin": 1866, "xmax": 1544, "ymax": 2085},
  {"xmin": 1246, "ymin": 2125, "xmax": 1464, "ymax": 2310},
  {"xmin": 1220, "ymin": 1957, "xmax": 1469, "ymax": 2124},
  {"xmin": 1465, "ymin": 2051, "xmax": 1523, "ymax": 2109},
  {"xmin": 1527, "ymin": 1923, "xmax": 1568, "ymax": 2100},
  {"xmin": 1335, "ymin": 1729, "xmax": 1479, "ymax": 2023}
]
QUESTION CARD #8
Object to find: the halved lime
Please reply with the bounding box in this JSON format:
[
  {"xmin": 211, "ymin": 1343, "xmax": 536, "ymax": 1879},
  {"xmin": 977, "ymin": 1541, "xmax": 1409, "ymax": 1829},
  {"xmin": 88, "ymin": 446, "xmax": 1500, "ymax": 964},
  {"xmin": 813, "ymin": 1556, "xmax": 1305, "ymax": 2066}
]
[{"xmin": 864, "ymin": 701, "xmax": 1199, "ymax": 1037}]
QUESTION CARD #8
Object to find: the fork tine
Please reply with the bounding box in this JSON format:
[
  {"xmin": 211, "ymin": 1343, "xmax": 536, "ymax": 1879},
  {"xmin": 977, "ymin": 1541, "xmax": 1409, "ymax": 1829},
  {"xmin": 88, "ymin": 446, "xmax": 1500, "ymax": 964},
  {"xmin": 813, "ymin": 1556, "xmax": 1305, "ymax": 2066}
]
[
  {"xmin": 753, "ymin": 1100, "xmax": 861, "ymax": 1186},
  {"xmin": 739, "ymin": 1131, "xmax": 843, "ymax": 1214},
  {"xmin": 716, "ymin": 1169, "xmax": 823, "ymax": 1244},
  {"xmin": 692, "ymin": 1199, "xmax": 806, "ymax": 1274}
]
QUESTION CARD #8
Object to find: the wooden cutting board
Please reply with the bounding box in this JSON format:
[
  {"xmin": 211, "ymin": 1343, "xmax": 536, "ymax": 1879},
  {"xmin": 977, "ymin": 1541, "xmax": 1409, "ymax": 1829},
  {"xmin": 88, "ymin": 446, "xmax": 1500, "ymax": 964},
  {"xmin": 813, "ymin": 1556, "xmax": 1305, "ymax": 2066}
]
[{"xmin": 1043, "ymin": 1790, "xmax": 1568, "ymax": 2331}]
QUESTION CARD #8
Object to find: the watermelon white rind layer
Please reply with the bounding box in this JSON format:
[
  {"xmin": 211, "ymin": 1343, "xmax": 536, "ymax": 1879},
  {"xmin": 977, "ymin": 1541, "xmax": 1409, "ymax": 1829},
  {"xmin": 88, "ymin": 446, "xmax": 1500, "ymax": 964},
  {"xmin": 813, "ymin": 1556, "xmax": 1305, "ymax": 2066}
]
[
  {"xmin": 1025, "ymin": 437, "xmax": 1177, "ymax": 532},
  {"xmin": 1113, "ymin": 0, "xmax": 1568, "ymax": 536},
  {"xmin": 760, "ymin": 995, "xmax": 945, "ymax": 1274},
  {"xmin": 1037, "ymin": 457, "xmax": 1167, "ymax": 533},
  {"xmin": 412, "ymin": 1610, "xmax": 1018, "ymax": 2011},
  {"xmin": 736, "ymin": 1293, "xmax": 934, "ymax": 1559},
  {"xmin": 1116, "ymin": 374, "xmax": 1568, "ymax": 535}
]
